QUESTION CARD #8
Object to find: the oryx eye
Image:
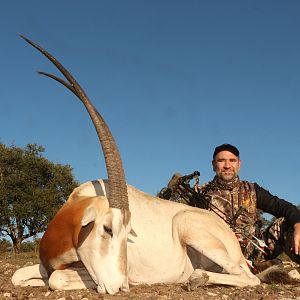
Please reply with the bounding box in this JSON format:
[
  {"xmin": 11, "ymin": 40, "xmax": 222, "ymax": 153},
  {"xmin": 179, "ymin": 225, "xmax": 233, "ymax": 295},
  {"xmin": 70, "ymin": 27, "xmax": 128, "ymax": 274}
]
[{"xmin": 103, "ymin": 225, "xmax": 113, "ymax": 237}]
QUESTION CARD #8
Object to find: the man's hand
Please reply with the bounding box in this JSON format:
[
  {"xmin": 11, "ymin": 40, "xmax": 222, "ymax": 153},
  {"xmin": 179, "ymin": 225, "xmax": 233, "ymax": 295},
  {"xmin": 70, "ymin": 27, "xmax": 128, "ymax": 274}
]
[{"xmin": 293, "ymin": 223, "xmax": 300, "ymax": 255}]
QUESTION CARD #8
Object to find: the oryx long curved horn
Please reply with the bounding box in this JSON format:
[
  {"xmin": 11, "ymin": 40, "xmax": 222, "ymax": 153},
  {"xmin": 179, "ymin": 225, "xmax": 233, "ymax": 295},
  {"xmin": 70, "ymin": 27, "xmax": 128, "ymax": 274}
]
[{"xmin": 20, "ymin": 35, "xmax": 129, "ymax": 210}]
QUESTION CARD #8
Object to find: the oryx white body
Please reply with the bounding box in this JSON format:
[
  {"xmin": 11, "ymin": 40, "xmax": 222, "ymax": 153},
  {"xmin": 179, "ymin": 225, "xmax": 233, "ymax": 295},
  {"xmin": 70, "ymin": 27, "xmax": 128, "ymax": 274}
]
[
  {"xmin": 13, "ymin": 36, "xmax": 261, "ymax": 295},
  {"xmin": 12, "ymin": 179, "xmax": 260, "ymax": 293}
]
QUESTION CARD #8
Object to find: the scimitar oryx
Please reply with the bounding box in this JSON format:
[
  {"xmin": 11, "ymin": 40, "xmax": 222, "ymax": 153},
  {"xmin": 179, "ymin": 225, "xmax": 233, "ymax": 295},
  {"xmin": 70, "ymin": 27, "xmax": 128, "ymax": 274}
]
[{"xmin": 12, "ymin": 35, "xmax": 264, "ymax": 295}]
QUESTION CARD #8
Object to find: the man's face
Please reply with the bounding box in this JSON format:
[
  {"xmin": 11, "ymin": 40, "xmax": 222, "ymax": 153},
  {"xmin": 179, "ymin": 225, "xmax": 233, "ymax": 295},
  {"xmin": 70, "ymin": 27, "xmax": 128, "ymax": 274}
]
[{"xmin": 212, "ymin": 150, "xmax": 241, "ymax": 181}]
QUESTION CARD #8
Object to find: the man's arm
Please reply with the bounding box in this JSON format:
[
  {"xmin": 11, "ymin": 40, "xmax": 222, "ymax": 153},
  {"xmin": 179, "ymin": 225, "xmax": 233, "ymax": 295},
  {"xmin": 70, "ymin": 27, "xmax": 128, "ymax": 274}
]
[
  {"xmin": 294, "ymin": 223, "xmax": 300, "ymax": 255},
  {"xmin": 255, "ymin": 183, "xmax": 300, "ymax": 254}
]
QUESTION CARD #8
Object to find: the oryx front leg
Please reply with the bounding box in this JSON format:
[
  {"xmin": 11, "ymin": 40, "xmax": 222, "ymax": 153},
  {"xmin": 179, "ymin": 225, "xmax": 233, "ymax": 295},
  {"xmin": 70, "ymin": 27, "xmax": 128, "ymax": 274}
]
[
  {"xmin": 12, "ymin": 263, "xmax": 48, "ymax": 287},
  {"xmin": 49, "ymin": 267, "xmax": 97, "ymax": 291}
]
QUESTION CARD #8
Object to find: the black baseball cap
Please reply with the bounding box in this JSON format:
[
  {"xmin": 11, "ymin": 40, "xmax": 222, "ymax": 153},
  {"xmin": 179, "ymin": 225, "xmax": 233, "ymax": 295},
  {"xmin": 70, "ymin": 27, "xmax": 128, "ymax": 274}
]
[{"xmin": 213, "ymin": 144, "xmax": 239, "ymax": 159}]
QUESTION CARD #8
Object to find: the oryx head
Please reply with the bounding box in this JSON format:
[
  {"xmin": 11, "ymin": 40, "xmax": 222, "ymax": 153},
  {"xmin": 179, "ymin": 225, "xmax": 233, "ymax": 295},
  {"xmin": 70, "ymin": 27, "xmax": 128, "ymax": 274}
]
[{"xmin": 21, "ymin": 35, "xmax": 131, "ymax": 294}]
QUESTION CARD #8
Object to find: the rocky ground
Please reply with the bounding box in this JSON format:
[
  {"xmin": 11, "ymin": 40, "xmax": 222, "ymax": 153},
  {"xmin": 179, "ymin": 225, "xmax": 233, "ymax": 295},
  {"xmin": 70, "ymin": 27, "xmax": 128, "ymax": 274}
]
[{"xmin": 1, "ymin": 252, "xmax": 300, "ymax": 300}]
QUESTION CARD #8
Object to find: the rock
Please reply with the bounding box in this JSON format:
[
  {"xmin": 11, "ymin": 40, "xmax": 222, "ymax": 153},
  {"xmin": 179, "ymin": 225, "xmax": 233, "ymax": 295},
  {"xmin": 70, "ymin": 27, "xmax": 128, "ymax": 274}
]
[
  {"xmin": 283, "ymin": 261, "xmax": 299, "ymax": 268},
  {"xmin": 45, "ymin": 291, "xmax": 51, "ymax": 297},
  {"xmin": 288, "ymin": 269, "xmax": 300, "ymax": 280},
  {"xmin": 207, "ymin": 291, "xmax": 218, "ymax": 296},
  {"xmin": 279, "ymin": 291, "xmax": 285, "ymax": 294}
]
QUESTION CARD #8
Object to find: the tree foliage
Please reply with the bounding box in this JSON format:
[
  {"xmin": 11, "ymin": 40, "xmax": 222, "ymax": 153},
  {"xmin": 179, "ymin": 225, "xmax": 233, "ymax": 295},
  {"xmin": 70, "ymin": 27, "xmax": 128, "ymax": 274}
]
[
  {"xmin": 0, "ymin": 143, "xmax": 78, "ymax": 253},
  {"xmin": 0, "ymin": 239, "xmax": 12, "ymax": 253}
]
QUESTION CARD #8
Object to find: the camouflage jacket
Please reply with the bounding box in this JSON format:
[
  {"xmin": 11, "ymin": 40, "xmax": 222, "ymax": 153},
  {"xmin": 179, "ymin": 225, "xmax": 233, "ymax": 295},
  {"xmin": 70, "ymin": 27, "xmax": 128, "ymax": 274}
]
[{"xmin": 200, "ymin": 176, "xmax": 264, "ymax": 262}]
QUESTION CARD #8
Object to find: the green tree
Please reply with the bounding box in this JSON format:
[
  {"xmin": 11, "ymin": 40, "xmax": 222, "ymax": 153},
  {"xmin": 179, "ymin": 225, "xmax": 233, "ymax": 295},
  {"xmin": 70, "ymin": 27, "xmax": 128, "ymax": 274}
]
[
  {"xmin": 0, "ymin": 143, "xmax": 78, "ymax": 253},
  {"xmin": 0, "ymin": 239, "xmax": 12, "ymax": 253}
]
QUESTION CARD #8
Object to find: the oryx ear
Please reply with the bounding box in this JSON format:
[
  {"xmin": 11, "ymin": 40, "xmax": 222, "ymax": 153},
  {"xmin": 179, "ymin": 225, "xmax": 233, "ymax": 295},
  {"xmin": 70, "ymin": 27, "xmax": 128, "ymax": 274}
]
[{"xmin": 81, "ymin": 205, "xmax": 97, "ymax": 226}]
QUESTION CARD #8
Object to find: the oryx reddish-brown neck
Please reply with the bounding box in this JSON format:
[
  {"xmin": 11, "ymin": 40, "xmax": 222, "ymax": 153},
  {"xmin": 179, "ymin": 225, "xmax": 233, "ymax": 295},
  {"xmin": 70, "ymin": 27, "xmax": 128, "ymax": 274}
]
[{"xmin": 39, "ymin": 197, "xmax": 94, "ymax": 272}]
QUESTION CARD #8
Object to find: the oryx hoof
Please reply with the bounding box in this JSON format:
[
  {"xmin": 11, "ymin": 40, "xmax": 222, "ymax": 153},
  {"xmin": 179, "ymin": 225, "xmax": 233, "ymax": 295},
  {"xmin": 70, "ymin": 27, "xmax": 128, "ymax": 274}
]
[{"xmin": 187, "ymin": 273, "xmax": 209, "ymax": 291}]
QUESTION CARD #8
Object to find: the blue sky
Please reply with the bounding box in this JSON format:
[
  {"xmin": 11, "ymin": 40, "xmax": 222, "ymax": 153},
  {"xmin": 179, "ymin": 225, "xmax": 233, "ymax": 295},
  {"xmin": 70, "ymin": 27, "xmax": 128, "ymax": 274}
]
[{"xmin": 1, "ymin": 1, "xmax": 300, "ymax": 206}]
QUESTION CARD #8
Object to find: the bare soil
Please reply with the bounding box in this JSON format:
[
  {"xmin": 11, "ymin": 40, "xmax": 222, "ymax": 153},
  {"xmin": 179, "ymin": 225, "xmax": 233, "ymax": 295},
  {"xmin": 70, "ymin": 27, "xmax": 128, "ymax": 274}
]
[{"xmin": 1, "ymin": 252, "xmax": 300, "ymax": 300}]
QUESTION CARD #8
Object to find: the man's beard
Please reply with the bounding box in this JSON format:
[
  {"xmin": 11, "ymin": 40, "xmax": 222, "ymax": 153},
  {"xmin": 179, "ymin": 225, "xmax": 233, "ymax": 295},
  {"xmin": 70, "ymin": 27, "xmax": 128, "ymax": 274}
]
[
  {"xmin": 218, "ymin": 171, "xmax": 237, "ymax": 182},
  {"xmin": 212, "ymin": 174, "xmax": 240, "ymax": 190}
]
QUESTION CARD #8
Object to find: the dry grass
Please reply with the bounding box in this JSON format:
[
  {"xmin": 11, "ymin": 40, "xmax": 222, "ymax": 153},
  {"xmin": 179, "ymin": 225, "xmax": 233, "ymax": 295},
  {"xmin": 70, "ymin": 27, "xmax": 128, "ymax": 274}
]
[{"xmin": 1, "ymin": 252, "xmax": 300, "ymax": 299}]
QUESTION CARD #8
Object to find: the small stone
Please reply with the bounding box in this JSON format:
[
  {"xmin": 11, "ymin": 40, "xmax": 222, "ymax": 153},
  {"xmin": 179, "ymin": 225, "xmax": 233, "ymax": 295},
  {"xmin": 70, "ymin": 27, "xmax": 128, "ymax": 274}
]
[{"xmin": 288, "ymin": 269, "xmax": 300, "ymax": 280}]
